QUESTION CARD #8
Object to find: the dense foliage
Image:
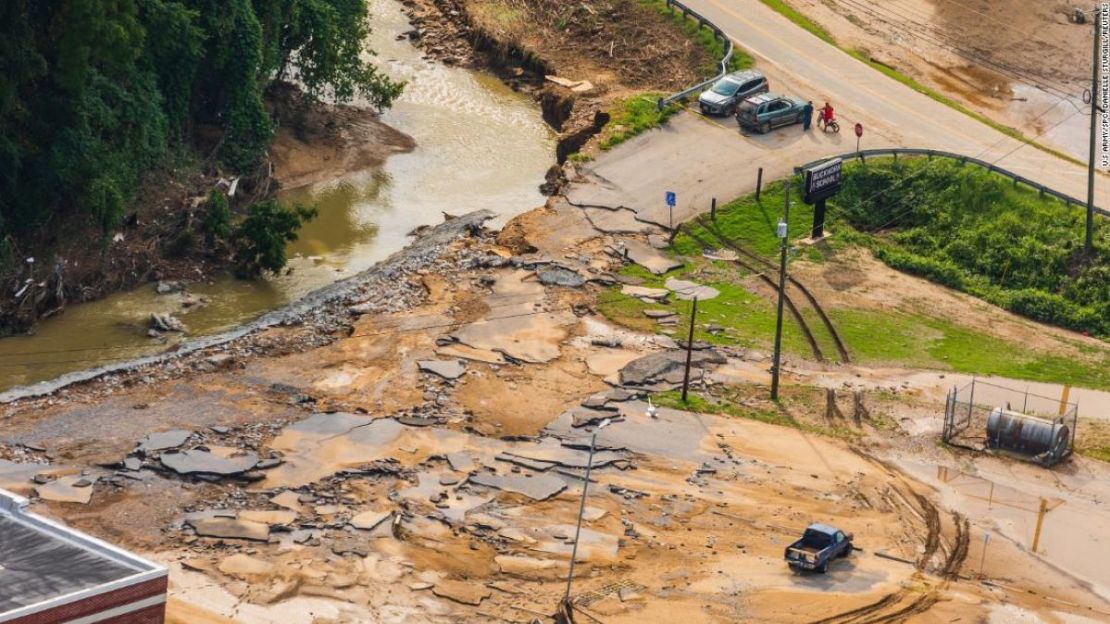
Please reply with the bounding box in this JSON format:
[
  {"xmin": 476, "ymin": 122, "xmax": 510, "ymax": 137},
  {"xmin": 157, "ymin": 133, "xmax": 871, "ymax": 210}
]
[
  {"xmin": 834, "ymin": 158, "xmax": 1109, "ymax": 337},
  {"xmin": 232, "ymin": 200, "xmax": 317, "ymax": 277},
  {"xmin": 0, "ymin": 0, "xmax": 401, "ymax": 243}
]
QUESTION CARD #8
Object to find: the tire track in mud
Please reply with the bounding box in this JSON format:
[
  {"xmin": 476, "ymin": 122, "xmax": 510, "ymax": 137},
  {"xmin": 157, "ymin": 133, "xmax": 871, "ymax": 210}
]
[
  {"xmin": 689, "ymin": 217, "xmax": 852, "ymax": 363},
  {"xmin": 808, "ymin": 452, "xmax": 970, "ymax": 624}
]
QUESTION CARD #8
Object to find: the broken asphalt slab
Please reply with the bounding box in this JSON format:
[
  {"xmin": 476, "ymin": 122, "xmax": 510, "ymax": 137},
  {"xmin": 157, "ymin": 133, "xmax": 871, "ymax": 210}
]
[
  {"xmin": 621, "ymin": 240, "xmax": 683, "ymax": 275},
  {"xmin": 469, "ymin": 471, "xmax": 567, "ymax": 501},
  {"xmin": 35, "ymin": 474, "xmax": 98, "ymax": 504},
  {"xmin": 665, "ymin": 278, "xmax": 720, "ymax": 301},
  {"xmin": 536, "ymin": 267, "xmax": 586, "ymax": 288},
  {"xmin": 160, "ymin": 449, "xmax": 260, "ymax": 476},
  {"xmin": 186, "ymin": 513, "xmax": 271, "ymax": 542},
  {"xmin": 432, "ymin": 580, "xmax": 491, "ymax": 606},
  {"xmin": 620, "ymin": 285, "xmax": 669, "ymax": 302},
  {"xmin": 500, "ymin": 438, "xmax": 628, "ymax": 469},
  {"xmin": 417, "ymin": 359, "xmax": 467, "ymax": 380},
  {"xmin": 450, "ymin": 311, "xmax": 576, "ymax": 364},
  {"xmin": 618, "ymin": 350, "xmax": 727, "ymax": 386},
  {"xmin": 136, "ymin": 429, "xmax": 192, "ymax": 454}
]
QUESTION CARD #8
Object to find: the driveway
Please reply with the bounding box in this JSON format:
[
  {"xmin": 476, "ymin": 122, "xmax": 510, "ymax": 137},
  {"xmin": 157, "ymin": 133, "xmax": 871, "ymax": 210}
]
[{"xmin": 568, "ymin": 0, "xmax": 1104, "ymax": 227}]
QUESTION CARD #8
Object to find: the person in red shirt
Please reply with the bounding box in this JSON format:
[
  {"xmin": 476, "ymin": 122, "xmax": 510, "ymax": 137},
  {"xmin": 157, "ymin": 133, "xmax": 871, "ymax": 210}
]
[{"xmin": 820, "ymin": 102, "xmax": 835, "ymax": 129}]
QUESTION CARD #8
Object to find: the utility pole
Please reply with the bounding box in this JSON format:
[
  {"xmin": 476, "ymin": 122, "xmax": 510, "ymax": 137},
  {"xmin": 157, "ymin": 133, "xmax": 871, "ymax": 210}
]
[
  {"xmin": 770, "ymin": 186, "xmax": 790, "ymax": 400},
  {"xmin": 681, "ymin": 296, "xmax": 699, "ymax": 402},
  {"xmin": 563, "ymin": 419, "xmax": 610, "ymax": 611},
  {"xmin": 1087, "ymin": 5, "xmax": 1101, "ymax": 255}
]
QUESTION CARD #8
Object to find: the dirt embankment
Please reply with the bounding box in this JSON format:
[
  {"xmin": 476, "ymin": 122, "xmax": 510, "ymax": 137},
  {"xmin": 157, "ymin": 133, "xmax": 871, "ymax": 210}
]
[
  {"xmin": 402, "ymin": 0, "xmax": 716, "ymax": 164},
  {"xmin": 0, "ymin": 84, "xmax": 413, "ymax": 336},
  {"xmin": 268, "ymin": 84, "xmax": 416, "ymax": 190}
]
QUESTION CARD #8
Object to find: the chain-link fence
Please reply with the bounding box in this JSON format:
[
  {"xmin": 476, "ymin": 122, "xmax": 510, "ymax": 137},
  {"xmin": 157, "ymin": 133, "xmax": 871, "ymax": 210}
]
[{"xmin": 943, "ymin": 379, "xmax": 1077, "ymax": 466}]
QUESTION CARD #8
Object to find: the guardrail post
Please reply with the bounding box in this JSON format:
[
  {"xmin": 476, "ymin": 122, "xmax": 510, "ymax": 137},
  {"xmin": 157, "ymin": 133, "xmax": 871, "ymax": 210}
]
[
  {"xmin": 711, "ymin": 197, "xmax": 717, "ymax": 220},
  {"xmin": 756, "ymin": 167, "xmax": 763, "ymax": 201},
  {"xmin": 1039, "ymin": 188, "xmax": 1045, "ymax": 199}
]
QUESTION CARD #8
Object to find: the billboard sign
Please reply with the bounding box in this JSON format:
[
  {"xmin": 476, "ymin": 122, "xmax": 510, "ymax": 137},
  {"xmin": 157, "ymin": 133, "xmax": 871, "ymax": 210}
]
[{"xmin": 804, "ymin": 158, "xmax": 842, "ymax": 204}]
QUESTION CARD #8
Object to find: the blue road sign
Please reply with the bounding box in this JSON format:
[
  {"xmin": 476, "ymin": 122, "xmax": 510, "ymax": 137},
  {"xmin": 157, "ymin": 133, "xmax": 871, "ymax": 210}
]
[{"xmin": 665, "ymin": 191, "xmax": 676, "ymax": 207}]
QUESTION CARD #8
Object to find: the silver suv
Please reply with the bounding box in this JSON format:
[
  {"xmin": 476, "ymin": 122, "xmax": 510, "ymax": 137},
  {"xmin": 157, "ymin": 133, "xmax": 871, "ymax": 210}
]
[{"xmin": 697, "ymin": 70, "xmax": 768, "ymax": 117}]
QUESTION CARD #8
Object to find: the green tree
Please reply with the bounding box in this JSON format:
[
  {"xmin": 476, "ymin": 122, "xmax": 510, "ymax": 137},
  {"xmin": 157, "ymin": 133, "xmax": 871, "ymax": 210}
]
[
  {"xmin": 203, "ymin": 189, "xmax": 232, "ymax": 243},
  {"xmin": 139, "ymin": 0, "xmax": 204, "ymax": 130},
  {"xmin": 0, "ymin": 0, "xmax": 402, "ymax": 264},
  {"xmin": 232, "ymin": 200, "xmax": 317, "ymax": 276},
  {"xmin": 251, "ymin": 0, "xmax": 402, "ymax": 108}
]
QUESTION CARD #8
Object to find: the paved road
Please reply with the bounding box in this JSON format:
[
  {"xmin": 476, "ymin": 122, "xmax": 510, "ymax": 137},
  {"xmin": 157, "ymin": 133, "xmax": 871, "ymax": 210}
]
[{"xmin": 569, "ymin": 0, "xmax": 1106, "ymax": 227}]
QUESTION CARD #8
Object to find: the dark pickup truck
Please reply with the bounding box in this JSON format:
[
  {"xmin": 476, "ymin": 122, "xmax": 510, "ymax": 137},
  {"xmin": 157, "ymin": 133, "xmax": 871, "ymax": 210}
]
[{"xmin": 784, "ymin": 523, "xmax": 853, "ymax": 573}]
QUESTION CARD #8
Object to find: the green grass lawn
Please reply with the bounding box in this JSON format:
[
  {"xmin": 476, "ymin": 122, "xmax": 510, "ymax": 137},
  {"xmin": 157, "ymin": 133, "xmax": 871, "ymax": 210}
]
[
  {"xmin": 598, "ymin": 164, "xmax": 1110, "ymax": 390},
  {"xmin": 830, "ymin": 309, "xmax": 1110, "ymax": 390},
  {"xmin": 834, "ymin": 158, "xmax": 1108, "ymax": 338},
  {"xmin": 599, "ymin": 95, "xmax": 681, "ymax": 151},
  {"xmin": 596, "ymin": 260, "xmax": 816, "ymax": 356},
  {"xmin": 674, "ymin": 178, "xmax": 820, "ymax": 257}
]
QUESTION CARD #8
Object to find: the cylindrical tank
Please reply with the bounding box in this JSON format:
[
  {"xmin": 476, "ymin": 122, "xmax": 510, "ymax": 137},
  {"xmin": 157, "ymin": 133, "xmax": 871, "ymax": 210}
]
[{"xmin": 986, "ymin": 408, "xmax": 1069, "ymax": 462}]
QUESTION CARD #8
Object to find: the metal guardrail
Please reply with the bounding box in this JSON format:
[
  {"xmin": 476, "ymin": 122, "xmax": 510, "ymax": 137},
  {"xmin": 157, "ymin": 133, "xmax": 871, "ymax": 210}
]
[
  {"xmin": 796, "ymin": 148, "xmax": 1110, "ymax": 217},
  {"xmin": 657, "ymin": 0, "xmax": 734, "ymax": 109}
]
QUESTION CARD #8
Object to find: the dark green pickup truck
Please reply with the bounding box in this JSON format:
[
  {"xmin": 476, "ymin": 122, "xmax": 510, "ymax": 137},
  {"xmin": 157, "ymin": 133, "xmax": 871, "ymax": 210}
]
[{"xmin": 736, "ymin": 93, "xmax": 808, "ymax": 134}]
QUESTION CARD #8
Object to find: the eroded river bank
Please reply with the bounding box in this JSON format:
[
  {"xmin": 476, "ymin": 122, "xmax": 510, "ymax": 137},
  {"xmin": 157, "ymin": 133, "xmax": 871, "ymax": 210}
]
[{"xmin": 0, "ymin": 0, "xmax": 554, "ymax": 393}]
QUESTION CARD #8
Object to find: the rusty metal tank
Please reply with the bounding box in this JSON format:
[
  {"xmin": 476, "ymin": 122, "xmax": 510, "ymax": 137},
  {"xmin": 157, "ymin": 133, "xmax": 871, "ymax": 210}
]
[{"xmin": 986, "ymin": 408, "xmax": 1070, "ymax": 464}]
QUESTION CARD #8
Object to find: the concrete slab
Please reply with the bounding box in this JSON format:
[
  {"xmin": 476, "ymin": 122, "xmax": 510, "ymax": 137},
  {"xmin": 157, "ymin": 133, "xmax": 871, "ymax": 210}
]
[
  {"xmin": 623, "ymin": 240, "xmax": 683, "ymax": 275},
  {"xmin": 583, "ymin": 206, "xmax": 657, "ymax": 234},
  {"xmin": 469, "ymin": 471, "xmax": 567, "ymax": 501},
  {"xmin": 417, "ymin": 359, "xmax": 467, "ymax": 380},
  {"xmin": 665, "ymin": 278, "xmax": 721, "ymax": 301},
  {"xmin": 350, "ymin": 510, "xmax": 392, "ymax": 531},
  {"xmin": 619, "ymin": 285, "xmax": 669, "ymax": 301},
  {"xmin": 451, "ymin": 312, "xmax": 576, "ymax": 364},
  {"xmin": 238, "ymin": 510, "xmax": 297, "ymax": 526},
  {"xmin": 160, "ymin": 449, "xmax": 260, "ymax": 476},
  {"xmin": 435, "ymin": 344, "xmax": 506, "ymax": 364},
  {"xmin": 136, "ymin": 429, "xmax": 192, "ymax": 453},
  {"xmin": 432, "ymin": 580, "xmax": 491, "ymax": 606},
  {"xmin": 186, "ymin": 514, "xmax": 270, "ymax": 542},
  {"xmin": 35, "ymin": 475, "xmax": 97, "ymax": 504},
  {"xmin": 0, "ymin": 460, "xmax": 61, "ymax": 496}
]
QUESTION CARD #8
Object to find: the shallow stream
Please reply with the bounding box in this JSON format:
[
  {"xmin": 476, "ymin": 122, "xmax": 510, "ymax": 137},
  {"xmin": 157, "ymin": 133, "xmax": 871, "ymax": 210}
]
[{"xmin": 0, "ymin": 0, "xmax": 555, "ymax": 392}]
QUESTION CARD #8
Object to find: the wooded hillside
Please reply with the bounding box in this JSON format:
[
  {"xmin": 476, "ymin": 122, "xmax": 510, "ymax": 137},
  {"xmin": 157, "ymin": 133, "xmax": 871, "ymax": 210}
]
[{"xmin": 0, "ymin": 0, "xmax": 402, "ymax": 252}]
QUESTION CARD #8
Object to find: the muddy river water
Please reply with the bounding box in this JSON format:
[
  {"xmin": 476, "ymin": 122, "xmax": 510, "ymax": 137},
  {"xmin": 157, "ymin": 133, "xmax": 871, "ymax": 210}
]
[{"xmin": 0, "ymin": 0, "xmax": 555, "ymax": 392}]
